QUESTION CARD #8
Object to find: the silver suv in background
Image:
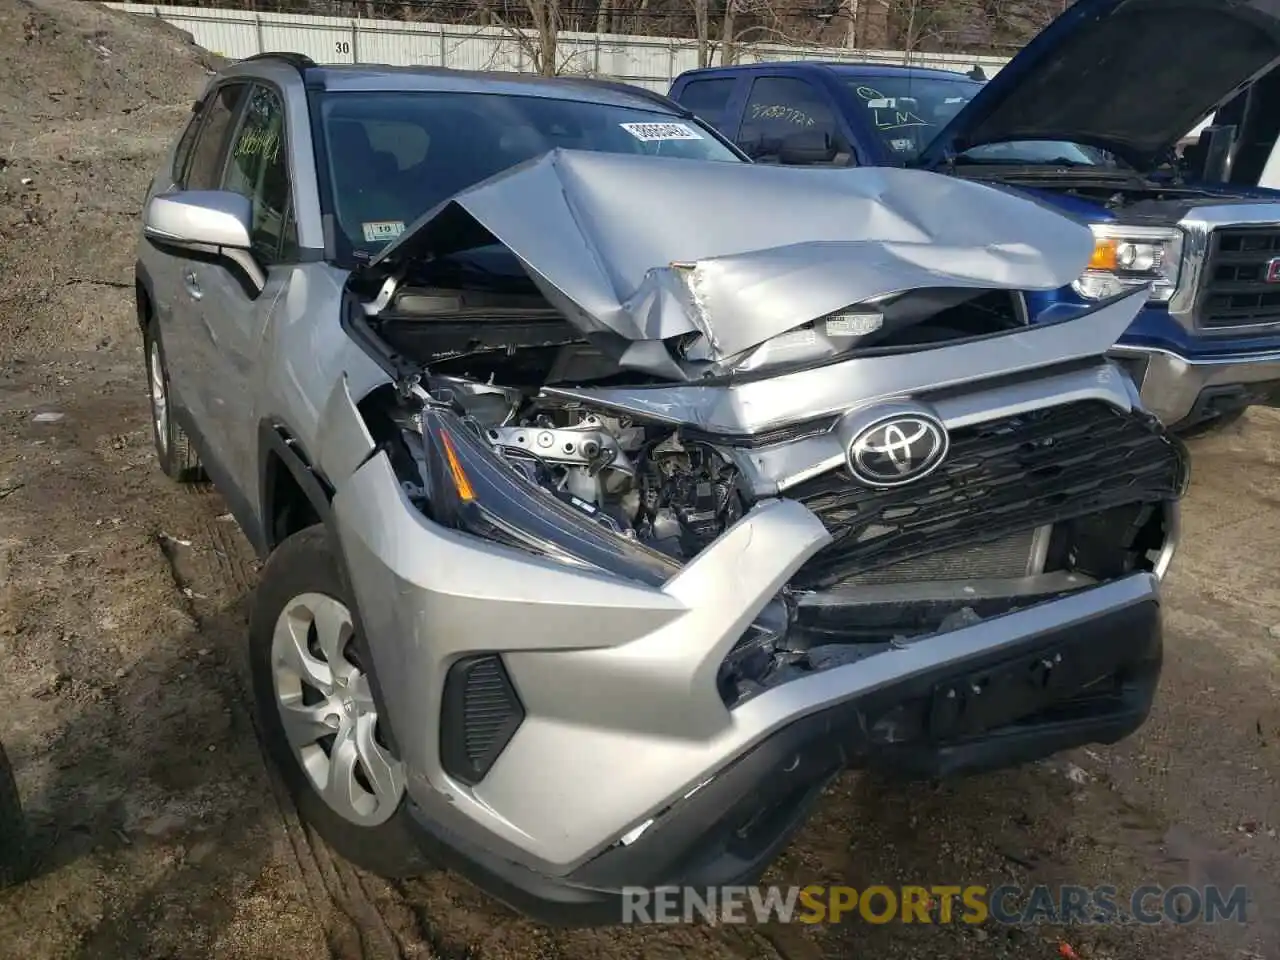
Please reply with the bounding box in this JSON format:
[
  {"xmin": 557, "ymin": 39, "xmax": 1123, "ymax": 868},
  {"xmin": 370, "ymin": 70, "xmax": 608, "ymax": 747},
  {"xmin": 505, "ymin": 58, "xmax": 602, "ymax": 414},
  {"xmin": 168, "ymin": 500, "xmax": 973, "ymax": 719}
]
[{"xmin": 135, "ymin": 53, "xmax": 1187, "ymax": 925}]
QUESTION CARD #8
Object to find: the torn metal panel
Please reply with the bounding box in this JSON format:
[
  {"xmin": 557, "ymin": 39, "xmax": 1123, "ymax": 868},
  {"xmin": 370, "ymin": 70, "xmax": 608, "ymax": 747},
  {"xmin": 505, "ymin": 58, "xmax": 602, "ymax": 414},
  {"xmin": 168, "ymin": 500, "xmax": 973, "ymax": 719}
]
[
  {"xmin": 543, "ymin": 285, "xmax": 1149, "ymax": 435},
  {"xmin": 316, "ymin": 374, "xmax": 377, "ymax": 487},
  {"xmin": 361, "ymin": 149, "xmax": 1097, "ymax": 367}
]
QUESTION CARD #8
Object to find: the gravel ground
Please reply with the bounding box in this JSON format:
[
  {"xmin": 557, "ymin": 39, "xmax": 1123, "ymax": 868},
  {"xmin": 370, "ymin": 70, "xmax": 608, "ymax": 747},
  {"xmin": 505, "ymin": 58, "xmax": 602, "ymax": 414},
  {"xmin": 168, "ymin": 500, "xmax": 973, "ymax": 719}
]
[{"xmin": 0, "ymin": 3, "xmax": 1278, "ymax": 959}]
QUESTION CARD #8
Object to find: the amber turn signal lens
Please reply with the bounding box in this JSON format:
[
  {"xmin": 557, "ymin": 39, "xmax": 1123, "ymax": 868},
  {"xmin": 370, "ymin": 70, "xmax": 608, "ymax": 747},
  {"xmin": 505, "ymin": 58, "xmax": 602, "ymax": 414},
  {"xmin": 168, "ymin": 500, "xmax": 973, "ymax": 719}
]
[
  {"xmin": 1087, "ymin": 238, "xmax": 1118, "ymax": 272},
  {"xmin": 438, "ymin": 428, "xmax": 476, "ymax": 502}
]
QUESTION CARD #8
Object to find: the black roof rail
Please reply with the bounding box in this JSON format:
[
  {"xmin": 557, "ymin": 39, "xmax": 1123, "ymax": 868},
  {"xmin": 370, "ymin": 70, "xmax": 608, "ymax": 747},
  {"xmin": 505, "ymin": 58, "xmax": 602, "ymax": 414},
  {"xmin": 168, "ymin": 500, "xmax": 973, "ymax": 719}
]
[{"xmin": 240, "ymin": 51, "xmax": 317, "ymax": 75}]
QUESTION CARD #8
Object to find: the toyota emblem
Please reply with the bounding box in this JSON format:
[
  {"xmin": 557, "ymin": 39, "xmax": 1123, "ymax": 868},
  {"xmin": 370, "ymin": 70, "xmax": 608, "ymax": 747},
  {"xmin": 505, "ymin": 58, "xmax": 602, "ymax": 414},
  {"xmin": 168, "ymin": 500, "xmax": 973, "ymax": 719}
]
[{"xmin": 846, "ymin": 412, "xmax": 949, "ymax": 487}]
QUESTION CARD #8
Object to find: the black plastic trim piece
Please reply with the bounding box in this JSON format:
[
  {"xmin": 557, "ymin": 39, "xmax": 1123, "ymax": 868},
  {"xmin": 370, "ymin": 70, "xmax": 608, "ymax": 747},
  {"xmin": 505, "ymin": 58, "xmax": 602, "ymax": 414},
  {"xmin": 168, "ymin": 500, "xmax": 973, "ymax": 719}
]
[
  {"xmin": 440, "ymin": 654, "xmax": 526, "ymax": 786},
  {"xmin": 680, "ymin": 415, "xmax": 839, "ymax": 449},
  {"xmin": 1183, "ymin": 379, "xmax": 1280, "ymax": 429},
  {"xmin": 133, "ymin": 260, "xmax": 156, "ymax": 336},
  {"xmin": 257, "ymin": 420, "xmax": 335, "ymax": 554},
  {"xmin": 240, "ymin": 51, "xmax": 317, "ymax": 75}
]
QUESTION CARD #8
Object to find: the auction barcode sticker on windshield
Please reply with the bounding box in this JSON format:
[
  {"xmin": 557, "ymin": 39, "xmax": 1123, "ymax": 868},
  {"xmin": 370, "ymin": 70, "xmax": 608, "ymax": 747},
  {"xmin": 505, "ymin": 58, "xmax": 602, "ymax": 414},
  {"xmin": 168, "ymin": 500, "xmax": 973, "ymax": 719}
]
[
  {"xmin": 620, "ymin": 121, "xmax": 704, "ymax": 142},
  {"xmin": 362, "ymin": 220, "xmax": 405, "ymax": 243}
]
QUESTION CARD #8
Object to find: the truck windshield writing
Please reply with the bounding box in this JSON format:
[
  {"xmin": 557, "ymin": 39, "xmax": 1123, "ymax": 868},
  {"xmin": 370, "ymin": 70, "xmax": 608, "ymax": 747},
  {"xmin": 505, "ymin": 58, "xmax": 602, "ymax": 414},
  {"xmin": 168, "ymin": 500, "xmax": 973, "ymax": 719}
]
[{"xmin": 840, "ymin": 76, "xmax": 1114, "ymax": 166}]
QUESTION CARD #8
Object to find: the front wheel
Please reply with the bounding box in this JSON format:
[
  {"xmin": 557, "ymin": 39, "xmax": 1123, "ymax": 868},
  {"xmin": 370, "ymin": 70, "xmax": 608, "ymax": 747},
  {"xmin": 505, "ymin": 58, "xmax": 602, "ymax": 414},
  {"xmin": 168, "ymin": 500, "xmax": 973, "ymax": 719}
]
[{"xmin": 248, "ymin": 525, "xmax": 430, "ymax": 877}]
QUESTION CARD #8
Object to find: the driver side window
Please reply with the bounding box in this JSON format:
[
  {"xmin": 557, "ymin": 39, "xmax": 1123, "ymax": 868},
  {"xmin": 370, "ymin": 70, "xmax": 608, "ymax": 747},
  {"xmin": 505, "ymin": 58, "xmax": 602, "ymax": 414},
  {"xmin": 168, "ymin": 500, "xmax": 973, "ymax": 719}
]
[{"xmin": 222, "ymin": 84, "xmax": 297, "ymax": 264}]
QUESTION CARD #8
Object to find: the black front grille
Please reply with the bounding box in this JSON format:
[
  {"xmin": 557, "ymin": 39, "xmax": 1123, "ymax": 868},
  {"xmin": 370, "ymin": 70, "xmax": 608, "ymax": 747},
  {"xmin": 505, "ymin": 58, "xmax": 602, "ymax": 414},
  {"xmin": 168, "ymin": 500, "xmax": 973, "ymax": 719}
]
[
  {"xmin": 833, "ymin": 528, "xmax": 1038, "ymax": 587},
  {"xmin": 1200, "ymin": 226, "xmax": 1280, "ymax": 329},
  {"xmin": 788, "ymin": 402, "xmax": 1187, "ymax": 590}
]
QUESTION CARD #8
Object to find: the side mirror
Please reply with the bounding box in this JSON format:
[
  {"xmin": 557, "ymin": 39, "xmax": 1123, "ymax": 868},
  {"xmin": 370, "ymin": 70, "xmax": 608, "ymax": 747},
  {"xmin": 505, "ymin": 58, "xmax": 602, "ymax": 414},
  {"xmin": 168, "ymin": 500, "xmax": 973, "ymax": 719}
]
[
  {"xmin": 778, "ymin": 129, "xmax": 840, "ymax": 165},
  {"xmin": 144, "ymin": 190, "xmax": 265, "ymax": 296},
  {"xmin": 146, "ymin": 190, "xmax": 252, "ymax": 249}
]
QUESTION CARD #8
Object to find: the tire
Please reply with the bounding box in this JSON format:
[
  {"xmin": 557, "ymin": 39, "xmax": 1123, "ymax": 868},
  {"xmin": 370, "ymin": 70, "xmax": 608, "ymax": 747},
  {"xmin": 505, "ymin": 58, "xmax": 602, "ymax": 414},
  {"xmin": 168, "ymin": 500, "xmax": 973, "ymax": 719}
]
[
  {"xmin": 143, "ymin": 316, "xmax": 205, "ymax": 482},
  {"xmin": 0, "ymin": 739, "xmax": 29, "ymax": 888},
  {"xmin": 248, "ymin": 525, "xmax": 431, "ymax": 878},
  {"xmin": 1174, "ymin": 408, "xmax": 1246, "ymax": 440}
]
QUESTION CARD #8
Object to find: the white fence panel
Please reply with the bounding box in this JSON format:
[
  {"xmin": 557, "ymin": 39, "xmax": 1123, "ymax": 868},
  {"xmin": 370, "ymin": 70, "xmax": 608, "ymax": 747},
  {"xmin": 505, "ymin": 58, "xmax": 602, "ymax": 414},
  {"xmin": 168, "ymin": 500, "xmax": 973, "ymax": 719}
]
[
  {"xmin": 261, "ymin": 18, "xmax": 358, "ymax": 63},
  {"xmin": 107, "ymin": 3, "xmax": 1011, "ymax": 87},
  {"xmin": 357, "ymin": 22, "xmax": 441, "ymax": 68}
]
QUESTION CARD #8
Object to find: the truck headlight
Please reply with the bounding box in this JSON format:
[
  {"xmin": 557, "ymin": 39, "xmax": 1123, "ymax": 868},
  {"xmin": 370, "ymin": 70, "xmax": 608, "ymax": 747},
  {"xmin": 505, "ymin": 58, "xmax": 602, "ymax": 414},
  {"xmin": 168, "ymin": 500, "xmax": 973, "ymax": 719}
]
[{"xmin": 1071, "ymin": 225, "xmax": 1183, "ymax": 303}]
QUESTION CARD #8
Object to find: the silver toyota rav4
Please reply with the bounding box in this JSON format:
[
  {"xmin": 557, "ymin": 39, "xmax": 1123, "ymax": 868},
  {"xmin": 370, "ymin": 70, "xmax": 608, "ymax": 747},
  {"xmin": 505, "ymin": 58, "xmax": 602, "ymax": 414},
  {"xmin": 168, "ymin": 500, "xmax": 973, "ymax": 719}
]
[{"xmin": 136, "ymin": 53, "xmax": 1188, "ymax": 924}]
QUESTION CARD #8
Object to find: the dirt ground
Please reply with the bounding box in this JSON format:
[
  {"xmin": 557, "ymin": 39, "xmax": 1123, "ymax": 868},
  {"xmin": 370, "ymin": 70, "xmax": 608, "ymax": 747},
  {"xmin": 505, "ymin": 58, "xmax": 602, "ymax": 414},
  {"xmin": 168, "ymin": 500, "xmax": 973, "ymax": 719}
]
[{"xmin": 1, "ymin": 2, "xmax": 1279, "ymax": 958}]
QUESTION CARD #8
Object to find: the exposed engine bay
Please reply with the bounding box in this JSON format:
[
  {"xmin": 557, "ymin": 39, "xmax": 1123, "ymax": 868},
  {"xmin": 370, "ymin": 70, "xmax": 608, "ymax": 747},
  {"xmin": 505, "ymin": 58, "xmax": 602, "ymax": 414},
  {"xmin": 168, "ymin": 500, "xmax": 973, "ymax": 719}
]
[
  {"xmin": 344, "ymin": 152, "xmax": 1189, "ymax": 707},
  {"xmin": 364, "ymin": 281, "xmax": 1030, "ymax": 388},
  {"xmin": 392, "ymin": 395, "xmax": 747, "ymax": 560},
  {"xmin": 364, "ymin": 374, "xmax": 1185, "ymax": 709}
]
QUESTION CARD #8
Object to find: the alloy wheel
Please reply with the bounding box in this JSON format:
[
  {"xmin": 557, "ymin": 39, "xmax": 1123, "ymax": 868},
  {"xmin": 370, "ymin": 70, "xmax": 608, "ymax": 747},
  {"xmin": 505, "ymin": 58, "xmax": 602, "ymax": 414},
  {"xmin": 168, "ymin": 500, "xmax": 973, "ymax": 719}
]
[
  {"xmin": 149, "ymin": 340, "xmax": 168, "ymax": 455},
  {"xmin": 270, "ymin": 592, "xmax": 405, "ymax": 827}
]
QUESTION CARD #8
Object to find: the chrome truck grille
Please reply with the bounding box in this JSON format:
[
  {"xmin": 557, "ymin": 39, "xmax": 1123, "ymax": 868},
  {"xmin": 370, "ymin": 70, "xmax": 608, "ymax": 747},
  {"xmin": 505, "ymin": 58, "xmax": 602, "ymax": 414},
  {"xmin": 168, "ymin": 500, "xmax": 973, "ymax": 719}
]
[
  {"xmin": 788, "ymin": 401, "xmax": 1187, "ymax": 590},
  {"xmin": 1199, "ymin": 226, "xmax": 1280, "ymax": 329}
]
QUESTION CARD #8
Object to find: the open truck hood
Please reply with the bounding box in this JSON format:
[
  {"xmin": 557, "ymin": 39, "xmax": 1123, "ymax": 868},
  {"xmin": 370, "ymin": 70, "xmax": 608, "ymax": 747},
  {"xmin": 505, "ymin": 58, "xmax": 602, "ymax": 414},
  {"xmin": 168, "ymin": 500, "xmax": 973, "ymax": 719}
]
[
  {"xmin": 359, "ymin": 149, "xmax": 1099, "ymax": 378},
  {"xmin": 916, "ymin": 0, "xmax": 1280, "ymax": 172}
]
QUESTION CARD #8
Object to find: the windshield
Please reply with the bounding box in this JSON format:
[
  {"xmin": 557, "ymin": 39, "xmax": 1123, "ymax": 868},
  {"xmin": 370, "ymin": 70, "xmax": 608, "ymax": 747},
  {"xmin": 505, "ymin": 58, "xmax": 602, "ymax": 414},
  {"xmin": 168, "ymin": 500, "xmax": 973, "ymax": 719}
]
[
  {"xmin": 838, "ymin": 75, "xmax": 1118, "ymax": 167},
  {"xmin": 316, "ymin": 90, "xmax": 741, "ymax": 260}
]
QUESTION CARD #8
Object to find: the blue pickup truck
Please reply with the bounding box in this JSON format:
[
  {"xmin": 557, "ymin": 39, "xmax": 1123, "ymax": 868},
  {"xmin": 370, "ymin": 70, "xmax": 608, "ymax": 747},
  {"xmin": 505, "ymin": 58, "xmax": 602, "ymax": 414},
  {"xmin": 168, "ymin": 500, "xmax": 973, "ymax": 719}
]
[{"xmin": 669, "ymin": 0, "xmax": 1280, "ymax": 435}]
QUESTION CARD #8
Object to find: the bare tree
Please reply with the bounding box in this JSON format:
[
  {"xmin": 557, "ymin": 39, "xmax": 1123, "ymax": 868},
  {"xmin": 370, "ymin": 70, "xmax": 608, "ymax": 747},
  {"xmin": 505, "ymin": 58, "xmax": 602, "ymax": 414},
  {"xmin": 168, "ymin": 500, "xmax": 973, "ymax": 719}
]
[
  {"xmin": 717, "ymin": 0, "xmax": 827, "ymax": 64},
  {"xmin": 477, "ymin": 0, "xmax": 561, "ymax": 75},
  {"xmin": 526, "ymin": 0, "xmax": 560, "ymax": 75},
  {"xmin": 693, "ymin": 0, "xmax": 711, "ymax": 66},
  {"xmin": 844, "ymin": 0, "xmax": 859, "ymax": 47},
  {"xmin": 720, "ymin": 0, "xmax": 742, "ymax": 64}
]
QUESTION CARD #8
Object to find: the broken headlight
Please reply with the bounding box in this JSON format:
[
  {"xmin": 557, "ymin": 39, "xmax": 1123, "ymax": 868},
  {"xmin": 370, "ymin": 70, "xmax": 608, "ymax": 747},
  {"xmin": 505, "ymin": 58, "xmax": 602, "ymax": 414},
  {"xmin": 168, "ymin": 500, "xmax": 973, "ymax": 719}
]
[
  {"xmin": 1071, "ymin": 224, "xmax": 1183, "ymax": 303},
  {"xmin": 415, "ymin": 405, "xmax": 680, "ymax": 587}
]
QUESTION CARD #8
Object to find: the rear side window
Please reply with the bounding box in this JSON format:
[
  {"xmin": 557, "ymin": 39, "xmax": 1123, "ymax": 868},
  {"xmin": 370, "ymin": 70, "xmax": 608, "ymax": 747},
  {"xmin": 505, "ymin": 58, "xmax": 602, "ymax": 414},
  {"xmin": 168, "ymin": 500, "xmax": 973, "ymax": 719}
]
[
  {"xmin": 170, "ymin": 105, "xmax": 205, "ymax": 188},
  {"xmin": 186, "ymin": 83, "xmax": 248, "ymax": 191},
  {"xmin": 676, "ymin": 78, "xmax": 736, "ymax": 131},
  {"xmin": 738, "ymin": 77, "xmax": 840, "ymax": 159}
]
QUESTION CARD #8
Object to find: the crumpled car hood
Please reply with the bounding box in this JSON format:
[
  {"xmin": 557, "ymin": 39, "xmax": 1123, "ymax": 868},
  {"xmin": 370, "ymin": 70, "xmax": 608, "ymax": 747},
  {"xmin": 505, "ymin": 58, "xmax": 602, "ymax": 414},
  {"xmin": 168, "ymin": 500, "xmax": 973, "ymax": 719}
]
[{"xmin": 361, "ymin": 149, "xmax": 1096, "ymax": 370}]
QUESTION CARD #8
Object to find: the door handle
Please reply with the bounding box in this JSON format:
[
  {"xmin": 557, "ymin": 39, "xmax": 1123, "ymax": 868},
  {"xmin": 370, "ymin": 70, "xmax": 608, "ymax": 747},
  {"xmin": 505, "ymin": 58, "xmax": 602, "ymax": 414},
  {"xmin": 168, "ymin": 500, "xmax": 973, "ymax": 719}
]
[{"xmin": 183, "ymin": 268, "xmax": 203, "ymax": 301}]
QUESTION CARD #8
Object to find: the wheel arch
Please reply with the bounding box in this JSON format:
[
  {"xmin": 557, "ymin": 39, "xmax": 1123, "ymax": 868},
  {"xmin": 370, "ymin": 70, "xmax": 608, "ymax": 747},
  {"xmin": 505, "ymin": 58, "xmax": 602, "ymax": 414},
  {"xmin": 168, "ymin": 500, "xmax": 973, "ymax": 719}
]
[
  {"xmin": 257, "ymin": 420, "xmax": 335, "ymax": 556},
  {"xmin": 256, "ymin": 417, "xmax": 403, "ymax": 757},
  {"xmin": 135, "ymin": 261, "xmax": 155, "ymax": 335}
]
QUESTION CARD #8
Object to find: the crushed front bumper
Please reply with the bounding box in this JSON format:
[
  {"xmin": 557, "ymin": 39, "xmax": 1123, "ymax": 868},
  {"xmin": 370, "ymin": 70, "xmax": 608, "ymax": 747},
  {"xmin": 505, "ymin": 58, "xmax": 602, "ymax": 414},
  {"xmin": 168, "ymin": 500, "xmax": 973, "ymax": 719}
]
[
  {"xmin": 402, "ymin": 576, "xmax": 1161, "ymax": 926},
  {"xmin": 1111, "ymin": 344, "xmax": 1280, "ymax": 430},
  {"xmin": 331, "ymin": 446, "xmax": 1165, "ymax": 925}
]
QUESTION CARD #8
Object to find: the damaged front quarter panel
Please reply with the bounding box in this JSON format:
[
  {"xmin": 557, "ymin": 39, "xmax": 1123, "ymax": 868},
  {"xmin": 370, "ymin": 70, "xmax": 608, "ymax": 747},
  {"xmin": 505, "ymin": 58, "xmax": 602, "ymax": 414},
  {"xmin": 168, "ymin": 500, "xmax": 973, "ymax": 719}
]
[{"xmin": 316, "ymin": 373, "xmax": 380, "ymax": 489}]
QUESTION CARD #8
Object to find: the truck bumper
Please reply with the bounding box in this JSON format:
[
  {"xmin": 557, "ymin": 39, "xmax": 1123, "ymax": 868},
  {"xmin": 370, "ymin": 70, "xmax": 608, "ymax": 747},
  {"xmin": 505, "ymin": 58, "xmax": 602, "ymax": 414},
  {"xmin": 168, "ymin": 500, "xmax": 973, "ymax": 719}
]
[{"xmin": 1111, "ymin": 344, "xmax": 1280, "ymax": 430}]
